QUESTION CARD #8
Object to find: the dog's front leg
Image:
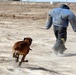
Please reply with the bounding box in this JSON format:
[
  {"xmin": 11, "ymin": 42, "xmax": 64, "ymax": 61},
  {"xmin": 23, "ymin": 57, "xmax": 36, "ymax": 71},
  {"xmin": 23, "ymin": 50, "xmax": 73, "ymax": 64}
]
[{"xmin": 19, "ymin": 55, "xmax": 26, "ymax": 66}]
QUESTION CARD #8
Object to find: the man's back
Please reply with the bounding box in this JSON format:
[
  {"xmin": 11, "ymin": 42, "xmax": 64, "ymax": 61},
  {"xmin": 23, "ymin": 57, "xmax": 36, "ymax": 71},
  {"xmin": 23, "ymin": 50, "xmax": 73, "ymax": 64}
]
[{"xmin": 49, "ymin": 8, "xmax": 75, "ymax": 27}]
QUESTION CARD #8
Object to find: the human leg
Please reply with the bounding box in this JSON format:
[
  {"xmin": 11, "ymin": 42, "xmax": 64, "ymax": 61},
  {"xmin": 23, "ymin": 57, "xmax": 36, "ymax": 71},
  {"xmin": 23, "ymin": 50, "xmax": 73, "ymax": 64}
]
[
  {"xmin": 53, "ymin": 27, "xmax": 67, "ymax": 55},
  {"xmin": 58, "ymin": 27, "xmax": 67, "ymax": 54},
  {"xmin": 53, "ymin": 26, "xmax": 59, "ymax": 55}
]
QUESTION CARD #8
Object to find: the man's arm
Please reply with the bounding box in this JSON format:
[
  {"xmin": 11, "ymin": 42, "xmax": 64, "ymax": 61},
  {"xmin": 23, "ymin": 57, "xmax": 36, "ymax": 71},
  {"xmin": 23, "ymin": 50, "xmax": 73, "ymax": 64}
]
[
  {"xmin": 70, "ymin": 18, "xmax": 76, "ymax": 32},
  {"xmin": 45, "ymin": 14, "xmax": 52, "ymax": 29},
  {"xmin": 69, "ymin": 14, "xmax": 76, "ymax": 32}
]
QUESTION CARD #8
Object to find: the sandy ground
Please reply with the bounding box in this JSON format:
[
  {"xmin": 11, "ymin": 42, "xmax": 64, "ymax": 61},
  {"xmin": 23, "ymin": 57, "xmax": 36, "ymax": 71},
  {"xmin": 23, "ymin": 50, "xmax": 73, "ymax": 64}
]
[{"xmin": 0, "ymin": 1, "xmax": 76, "ymax": 75}]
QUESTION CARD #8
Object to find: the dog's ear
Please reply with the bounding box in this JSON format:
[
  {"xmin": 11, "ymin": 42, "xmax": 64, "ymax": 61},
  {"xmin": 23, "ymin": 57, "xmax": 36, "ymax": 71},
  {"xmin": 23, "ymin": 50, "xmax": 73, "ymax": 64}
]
[
  {"xmin": 23, "ymin": 38, "xmax": 26, "ymax": 41},
  {"xmin": 29, "ymin": 38, "xmax": 32, "ymax": 45},
  {"xmin": 30, "ymin": 38, "xmax": 32, "ymax": 42}
]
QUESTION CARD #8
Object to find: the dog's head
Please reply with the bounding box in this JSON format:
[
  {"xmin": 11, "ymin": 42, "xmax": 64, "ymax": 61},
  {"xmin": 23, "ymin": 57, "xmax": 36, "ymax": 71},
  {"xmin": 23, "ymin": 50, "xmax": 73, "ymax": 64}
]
[{"xmin": 23, "ymin": 37, "xmax": 32, "ymax": 46}]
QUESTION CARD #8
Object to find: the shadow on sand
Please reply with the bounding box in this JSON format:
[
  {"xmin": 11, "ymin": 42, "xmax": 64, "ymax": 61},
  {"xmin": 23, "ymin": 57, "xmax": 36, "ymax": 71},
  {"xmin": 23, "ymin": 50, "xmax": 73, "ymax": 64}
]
[
  {"xmin": 64, "ymin": 53, "xmax": 76, "ymax": 57},
  {"xmin": 21, "ymin": 66, "xmax": 59, "ymax": 74},
  {"xmin": 20, "ymin": 54, "xmax": 76, "ymax": 74},
  {"xmin": 20, "ymin": 62, "xmax": 59, "ymax": 74}
]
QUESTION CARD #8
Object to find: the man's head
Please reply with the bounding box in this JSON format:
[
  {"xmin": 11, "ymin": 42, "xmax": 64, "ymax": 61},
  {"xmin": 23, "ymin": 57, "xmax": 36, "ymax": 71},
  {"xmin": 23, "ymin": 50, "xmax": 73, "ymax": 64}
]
[{"xmin": 60, "ymin": 4, "xmax": 70, "ymax": 10}]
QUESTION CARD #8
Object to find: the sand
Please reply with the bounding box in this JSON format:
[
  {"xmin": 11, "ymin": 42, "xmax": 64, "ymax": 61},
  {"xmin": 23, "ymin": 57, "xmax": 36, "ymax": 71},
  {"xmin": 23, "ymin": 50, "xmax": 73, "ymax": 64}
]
[{"xmin": 0, "ymin": 1, "xmax": 76, "ymax": 75}]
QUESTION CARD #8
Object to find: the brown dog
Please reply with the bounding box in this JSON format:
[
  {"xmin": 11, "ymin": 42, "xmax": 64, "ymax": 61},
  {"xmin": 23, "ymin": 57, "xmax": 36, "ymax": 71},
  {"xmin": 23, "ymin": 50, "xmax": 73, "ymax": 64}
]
[{"xmin": 12, "ymin": 37, "xmax": 32, "ymax": 66}]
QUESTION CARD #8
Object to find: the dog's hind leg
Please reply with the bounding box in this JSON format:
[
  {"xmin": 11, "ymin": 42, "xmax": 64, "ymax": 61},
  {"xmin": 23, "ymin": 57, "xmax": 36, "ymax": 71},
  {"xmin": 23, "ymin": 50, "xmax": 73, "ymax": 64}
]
[
  {"xmin": 13, "ymin": 53, "xmax": 15, "ymax": 58},
  {"xmin": 16, "ymin": 53, "xmax": 19, "ymax": 62}
]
